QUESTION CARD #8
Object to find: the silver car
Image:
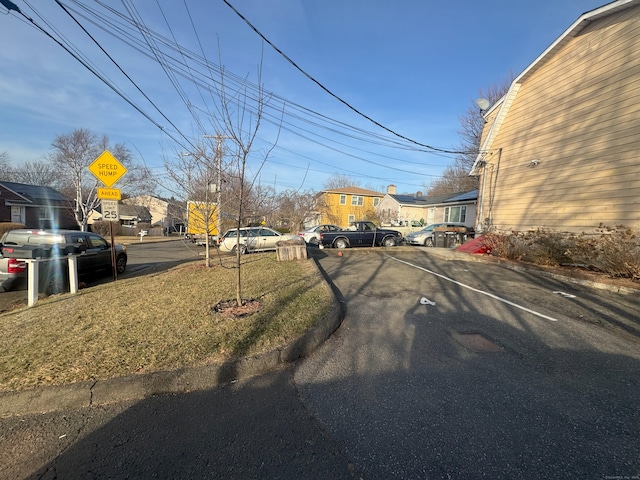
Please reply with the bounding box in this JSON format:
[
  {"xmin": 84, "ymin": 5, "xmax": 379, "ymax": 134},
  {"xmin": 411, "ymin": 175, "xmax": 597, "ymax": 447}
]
[
  {"xmin": 298, "ymin": 224, "xmax": 341, "ymax": 245},
  {"xmin": 404, "ymin": 223, "xmax": 467, "ymax": 247},
  {"xmin": 218, "ymin": 227, "xmax": 298, "ymax": 254}
]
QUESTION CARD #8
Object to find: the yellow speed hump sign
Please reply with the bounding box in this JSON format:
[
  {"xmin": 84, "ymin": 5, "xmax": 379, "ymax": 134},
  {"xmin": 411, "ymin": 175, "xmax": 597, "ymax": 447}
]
[{"xmin": 89, "ymin": 151, "xmax": 127, "ymax": 187}]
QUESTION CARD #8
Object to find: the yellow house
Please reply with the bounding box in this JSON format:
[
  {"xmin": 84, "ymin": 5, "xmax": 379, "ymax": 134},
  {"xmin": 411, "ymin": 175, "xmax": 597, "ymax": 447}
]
[
  {"xmin": 317, "ymin": 187, "xmax": 384, "ymax": 227},
  {"xmin": 470, "ymin": 0, "xmax": 640, "ymax": 234}
]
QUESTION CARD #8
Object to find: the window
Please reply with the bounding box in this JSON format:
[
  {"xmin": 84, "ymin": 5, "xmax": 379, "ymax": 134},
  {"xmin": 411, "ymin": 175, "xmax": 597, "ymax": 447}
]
[
  {"xmin": 339, "ymin": 194, "xmax": 346, "ymax": 205},
  {"xmin": 348, "ymin": 214, "xmax": 355, "ymax": 223},
  {"xmin": 444, "ymin": 206, "xmax": 466, "ymax": 223},
  {"xmin": 37, "ymin": 207, "xmax": 52, "ymax": 221},
  {"xmin": 373, "ymin": 198, "xmax": 380, "ymax": 207},
  {"xmin": 351, "ymin": 195, "xmax": 364, "ymax": 206}
]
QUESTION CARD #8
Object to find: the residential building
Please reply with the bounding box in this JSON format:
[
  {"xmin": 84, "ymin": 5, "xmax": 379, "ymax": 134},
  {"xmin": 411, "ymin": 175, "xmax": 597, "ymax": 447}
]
[
  {"xmin": 0, "ymin": 181, "xmax": 76, "ymax": 229},
  {"xmin": 377, "ymin": 185, "xmax": 477, "ymax": 227},
  {"xmin": 470, "ymin": 0, "xmax": 640, "ymax": 234},
  {"xmin": 122, "ymin": 195, "xmax": 184, "ymax": 229},
  {"xmin": 316, "ymin": 186, "xmax": 384, "ymax": 227}
]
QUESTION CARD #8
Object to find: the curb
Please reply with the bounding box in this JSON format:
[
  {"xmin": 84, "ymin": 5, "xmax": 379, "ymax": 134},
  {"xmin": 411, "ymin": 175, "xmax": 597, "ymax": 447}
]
[{"xmin": 0, "ymin": 258, "xmax": 346, "ymax": 418}]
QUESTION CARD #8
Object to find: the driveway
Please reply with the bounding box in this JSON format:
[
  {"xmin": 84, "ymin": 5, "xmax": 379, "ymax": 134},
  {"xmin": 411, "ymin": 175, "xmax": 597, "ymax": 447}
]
[{"xmin": 294, "ymin": 248, "xmax": 640, "ymax": 479}]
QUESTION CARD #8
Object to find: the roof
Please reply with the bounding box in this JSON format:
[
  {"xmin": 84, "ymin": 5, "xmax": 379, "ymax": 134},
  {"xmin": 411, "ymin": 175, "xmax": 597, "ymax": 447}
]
[
  {"xmin": 322, "ymin": 186, "xmax": 384, "ymax": 196},
  {"xmin": 470, "ymin": 0, "xmax": 640, "ymax": 175},
  {"xmin": 0, "ymin": 181, "xmax": 68, "ymax": 205},
  {"xmin": 387, "ymin": 190, "xmax": 477, "ymax": 206}
]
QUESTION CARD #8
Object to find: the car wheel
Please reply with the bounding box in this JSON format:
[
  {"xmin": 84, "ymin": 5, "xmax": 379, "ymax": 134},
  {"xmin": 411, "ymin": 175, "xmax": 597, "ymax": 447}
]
[
  {"xmin": 232, "ymin": 244, "xmax": 248, "ymax": 255},
  {"xmin": 382, "ymin": 236, "xmax": 396, "ymax": 247},
  {"xmin": 424, "ymin": 237, "xmax": 434, "ymax": 247},
  {"xmin": 44, "ymin": 271, "xmax": 67, "ymax": 295},
  {"xmin": 334, "ymin": 238, "xmax": 348, "ymax": 249},
  {"xmin": 116, "ymin": 254, "xmax": 127, "ymax": 274}
]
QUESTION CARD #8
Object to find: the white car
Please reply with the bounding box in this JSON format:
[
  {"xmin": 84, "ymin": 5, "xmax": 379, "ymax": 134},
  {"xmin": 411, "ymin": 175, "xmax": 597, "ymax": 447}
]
[
  {"xmin": 298, "ymin": 224, "xmax": 341, "ymax": 245},
  {"xmin": 218, "ymin": 227, "xmax": 298, "ymax": 254}
]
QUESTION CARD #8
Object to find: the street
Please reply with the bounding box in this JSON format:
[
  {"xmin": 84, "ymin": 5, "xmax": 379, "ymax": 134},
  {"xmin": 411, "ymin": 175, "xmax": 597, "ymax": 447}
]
[{"xmin": 1, "ymin": 248, "xmax": 639, "ymax": 479}]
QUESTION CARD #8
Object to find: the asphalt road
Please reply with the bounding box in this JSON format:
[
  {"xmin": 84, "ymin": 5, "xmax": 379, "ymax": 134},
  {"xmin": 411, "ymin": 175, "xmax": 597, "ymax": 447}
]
[{"xmin": 1, "ymin": 248, "xmax": 639, "ymax": 479}]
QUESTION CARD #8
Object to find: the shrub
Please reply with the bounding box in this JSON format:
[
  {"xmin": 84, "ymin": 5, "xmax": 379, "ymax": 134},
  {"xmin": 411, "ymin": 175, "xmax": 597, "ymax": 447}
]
[
  {"xmin": 0, "ymin": 223, "xmax": 26, "ymax": 238},
  {"xmin": 486, "ymin": 225, "xmax": 640, "ymax": 280},
  {"xmin": 91, "ymin": 221, "xmax": 122, "ymax": 237}
]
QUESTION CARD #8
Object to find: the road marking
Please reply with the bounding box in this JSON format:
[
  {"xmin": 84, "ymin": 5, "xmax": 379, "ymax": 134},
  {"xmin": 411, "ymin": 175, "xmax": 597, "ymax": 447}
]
[
  {"xmin": 553, "ymin": 291, "xmax": 576, "ymax": 298},
  {"xmin": 388, "ymin": 256, "xmax": 559, "ymax": 322}
]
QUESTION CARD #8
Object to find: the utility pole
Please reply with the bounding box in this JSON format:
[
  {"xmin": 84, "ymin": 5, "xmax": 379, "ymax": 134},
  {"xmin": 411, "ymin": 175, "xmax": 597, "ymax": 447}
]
[{"xmin": 204, "ymin": 133, "xmax": 230, "ymax": 242}]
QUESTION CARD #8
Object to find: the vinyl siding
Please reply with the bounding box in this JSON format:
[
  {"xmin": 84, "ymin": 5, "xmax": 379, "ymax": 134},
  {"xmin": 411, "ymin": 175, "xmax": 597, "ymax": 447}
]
[{"xmin": 479, "ymin": 6, "xmax": 640, "ymax": 233}]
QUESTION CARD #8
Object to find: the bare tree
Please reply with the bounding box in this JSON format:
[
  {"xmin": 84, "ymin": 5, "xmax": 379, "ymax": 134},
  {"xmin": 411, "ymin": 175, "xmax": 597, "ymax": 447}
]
[
  {"xmin": 10, "ymin": 159, "xmax": 60, "ymax": 188},
  {"xmin": 0, "ymin": 152, "xmax": 14, "ymax": 181},
  {"xmin": 426, "ymin": 77, "xmax": 512, "ymax": 196},
  {"xmin": 276, "ymin": 189, "xmax": 317, "ymax": 232},
  {"xmin": 323, "ymin": 174, "xmax": 360, "ymax": 190},
  {"xmin": 214, "ymin": 62, "xmax": 279, "ymax": 307},
  {"xmin": 51, "ymin": 128, "xmax": 151, "ymax": 231}
]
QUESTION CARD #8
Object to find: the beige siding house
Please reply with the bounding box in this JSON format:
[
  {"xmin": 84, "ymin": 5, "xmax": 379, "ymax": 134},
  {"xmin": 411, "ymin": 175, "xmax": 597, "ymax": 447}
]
[{"xmin": 471, "ymin": 0, "xmax": 640, "ymax": 234}]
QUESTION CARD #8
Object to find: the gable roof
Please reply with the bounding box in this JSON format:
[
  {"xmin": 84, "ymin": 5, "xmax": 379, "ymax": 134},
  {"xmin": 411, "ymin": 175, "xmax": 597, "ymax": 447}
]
[
  {"xmin": 0, "ymin": 181, "xmax": 68, "ymax": 205},
  {"xmin": 322, "ymin": 186, "xmax": 384, "ymax": 196},
  {"xmin": 470, "ymin": 0, "xmax": 640, "ymax": 175}
]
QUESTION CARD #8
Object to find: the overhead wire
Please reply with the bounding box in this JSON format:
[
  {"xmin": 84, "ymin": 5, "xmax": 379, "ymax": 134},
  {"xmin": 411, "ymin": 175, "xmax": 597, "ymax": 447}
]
[{"xmin": 222, "ymin": 0, "xmax": 469, "ymax": 155}]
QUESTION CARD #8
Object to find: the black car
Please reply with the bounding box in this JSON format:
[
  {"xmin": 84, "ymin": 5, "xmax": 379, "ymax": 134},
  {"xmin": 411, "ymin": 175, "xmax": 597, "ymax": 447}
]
[{"xmin": 0, "ymin": 229, "xmax": 127, "ymax": 294}]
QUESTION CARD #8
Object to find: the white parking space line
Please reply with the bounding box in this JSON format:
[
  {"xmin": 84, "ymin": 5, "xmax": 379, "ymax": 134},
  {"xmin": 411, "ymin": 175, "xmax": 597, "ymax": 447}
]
[{"xmin": 388, "ymin": 256, "xmax": 559, "ymax": 322}]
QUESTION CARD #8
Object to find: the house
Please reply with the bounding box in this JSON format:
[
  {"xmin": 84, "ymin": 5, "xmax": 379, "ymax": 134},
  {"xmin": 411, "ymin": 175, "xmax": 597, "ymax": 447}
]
[
  {"xmin": 121, "ymin": 195, "xmax": 184, "ymax": 230},
  {"xmin": 0, "ymin": 181, "xmax": 76, "ymax": 229},
  {"xmin": 316, "ymin": 186, "xmax": 384, "ymax": 227},
  {"xmin": 470, "ymin": 0, "xmax": 640, "ymax": 234},
  {"xmin": 377, "ymin": 185, "xmax": 477, "ymax": 227},
  {"xmin": 88, "ymin": 204, "xmax": 151, "ymax": 226}
]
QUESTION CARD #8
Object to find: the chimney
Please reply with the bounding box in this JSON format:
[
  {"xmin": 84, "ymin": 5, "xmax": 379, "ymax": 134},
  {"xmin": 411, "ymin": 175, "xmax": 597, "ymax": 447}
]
[{"xmin": 387, "ymin": 184, "xmax": 397, "ymax": 195}]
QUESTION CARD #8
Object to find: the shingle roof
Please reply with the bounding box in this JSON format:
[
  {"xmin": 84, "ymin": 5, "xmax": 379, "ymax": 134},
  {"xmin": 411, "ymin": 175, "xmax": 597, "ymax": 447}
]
[
  {"xmin": 0, "ymin": 181, "xmax": 68, "ymax": 204},
  {"xmin": 322, "ymin": 186, "xmax": 384, "ymax": 196}
]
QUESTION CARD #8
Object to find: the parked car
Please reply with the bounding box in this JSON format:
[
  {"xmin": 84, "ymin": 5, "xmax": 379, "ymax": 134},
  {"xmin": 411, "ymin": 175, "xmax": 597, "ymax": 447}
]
[
  {"xmin": 218, "ymin": 227, "xmax": 298, "ymax": 254},
  {"xmin": 404, "ymin": 223, "xmax": 469, "ymax": 247},
  {"xmin": 298, "ymin": 224, "xmax": 341, "ymax": 244},
  {"xmin": 0, "ymin": 229, "xmax": 127, "ymax": 294},
  {"xmin": 319, "ymin": 221, "xmax": 403, "ymax": 249}
]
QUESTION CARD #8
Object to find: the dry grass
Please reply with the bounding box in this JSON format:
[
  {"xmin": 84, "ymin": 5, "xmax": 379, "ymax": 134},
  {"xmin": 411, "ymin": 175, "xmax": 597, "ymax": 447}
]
[{"xmin": 0, "ymin": 254, "xmax": 332, "ymax": 392}]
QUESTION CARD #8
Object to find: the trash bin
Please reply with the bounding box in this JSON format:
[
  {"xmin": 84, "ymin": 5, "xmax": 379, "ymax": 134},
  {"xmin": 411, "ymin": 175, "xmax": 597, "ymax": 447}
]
[{"xmin": 434, "ymin": 231, "xmax": 446, "ymax": 248}]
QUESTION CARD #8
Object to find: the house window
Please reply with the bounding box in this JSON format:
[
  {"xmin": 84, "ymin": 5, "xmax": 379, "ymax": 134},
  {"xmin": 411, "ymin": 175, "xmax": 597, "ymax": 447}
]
[
  {"xmin": 351, "ymin": 195, "xmax": 364, "ymax": 206},
  {"xmin": 373, "ymin": 198, "xmax": 380, "ymax": 207},
  {"xmin": 444, "ymin": 206, "xmax": 466, "ymax": 223},
  {"xmin": 348, "ymin": 214, "xmax": 355, "ymax": 223},
  {"xmin": 339, "ymin": 194, "xmax": 346, "ymax": 205},
  {"xmin": 38, "ymin": 207, "xmax": 52, "ymax": 221}
]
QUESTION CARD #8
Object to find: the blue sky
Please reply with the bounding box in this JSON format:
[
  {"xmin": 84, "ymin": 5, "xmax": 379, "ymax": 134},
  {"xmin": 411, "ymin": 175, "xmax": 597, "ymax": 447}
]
[{"xmin": 0, "ymin": 0, "xmax": 607, "ymax": 197}]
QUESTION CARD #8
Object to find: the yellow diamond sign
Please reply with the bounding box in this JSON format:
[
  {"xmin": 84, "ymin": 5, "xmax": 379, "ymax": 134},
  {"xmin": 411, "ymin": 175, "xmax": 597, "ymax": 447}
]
[{"xmin": 89, "ymin": 151, "xmax": 127, "ymax": 188}]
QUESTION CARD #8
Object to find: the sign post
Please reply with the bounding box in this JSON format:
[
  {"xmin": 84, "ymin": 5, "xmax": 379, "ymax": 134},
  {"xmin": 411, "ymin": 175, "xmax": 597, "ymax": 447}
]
[{"xmin": 89, "ymin": 151, "xmax": 127, "ymax": 281}]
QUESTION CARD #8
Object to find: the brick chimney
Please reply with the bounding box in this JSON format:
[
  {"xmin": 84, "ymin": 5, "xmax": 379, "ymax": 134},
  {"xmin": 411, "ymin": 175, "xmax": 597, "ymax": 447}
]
[{"xmin": 387, "ymin": 184, "xmax": 397, "ymax": 195}]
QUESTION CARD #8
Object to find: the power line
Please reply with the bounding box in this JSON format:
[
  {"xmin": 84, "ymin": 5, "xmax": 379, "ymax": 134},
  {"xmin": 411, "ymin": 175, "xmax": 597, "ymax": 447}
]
[{"xmin": 222, "ymin": 0, "xmax": 469, "ymax": 155}]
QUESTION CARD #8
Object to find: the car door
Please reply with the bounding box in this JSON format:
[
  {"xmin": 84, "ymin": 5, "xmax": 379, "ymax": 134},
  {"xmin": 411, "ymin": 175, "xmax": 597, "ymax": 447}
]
[
  {"xmin": 85, "ymin": 233, "xmax": 113, "ymax": 272},
  {"xmin": 358, "ymin": 222, "xmax": 376, "ymax": 246},
  {"xmin": 67, "ymin": 233, "xmax": 93, "ymax": 273},
  {"xmin": 257, "ymin": 228, "xmax": 281, "ymax": 251}
]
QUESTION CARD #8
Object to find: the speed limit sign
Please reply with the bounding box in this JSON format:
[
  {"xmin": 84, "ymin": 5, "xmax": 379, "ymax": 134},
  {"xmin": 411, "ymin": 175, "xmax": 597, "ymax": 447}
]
[{"xmin": 102, "ymin": 200, "xmax": 120, "ymax": 221}]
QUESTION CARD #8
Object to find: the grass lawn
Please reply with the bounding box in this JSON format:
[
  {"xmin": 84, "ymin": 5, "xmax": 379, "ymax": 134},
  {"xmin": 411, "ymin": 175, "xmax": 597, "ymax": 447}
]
[{"xmin": 0, "ymin": 253, "xmax": 332, "ymax": 392}]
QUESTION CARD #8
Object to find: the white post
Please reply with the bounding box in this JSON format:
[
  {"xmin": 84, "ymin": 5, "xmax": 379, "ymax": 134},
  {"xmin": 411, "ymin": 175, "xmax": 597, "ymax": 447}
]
[
  {"xmin": 68, "ymin": 255, "xmax": 79, "ymax": 293},
  {"xmin": 26, "ymin": 259, "xmax": 39, "ymax": 307}
]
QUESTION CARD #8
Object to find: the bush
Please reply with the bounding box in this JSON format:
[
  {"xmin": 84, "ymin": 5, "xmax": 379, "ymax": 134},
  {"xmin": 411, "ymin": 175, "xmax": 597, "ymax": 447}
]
[
  {"xmin": 91, "ymin": 221, "xmax": 122, "ymax": 237},
  {"xmin": 0, "ymin": 223, "xmax": 26, "ymax": 238},
  {"xmin": 486, "ymin": 225, "xmax": 640, "ymax": 280}
]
